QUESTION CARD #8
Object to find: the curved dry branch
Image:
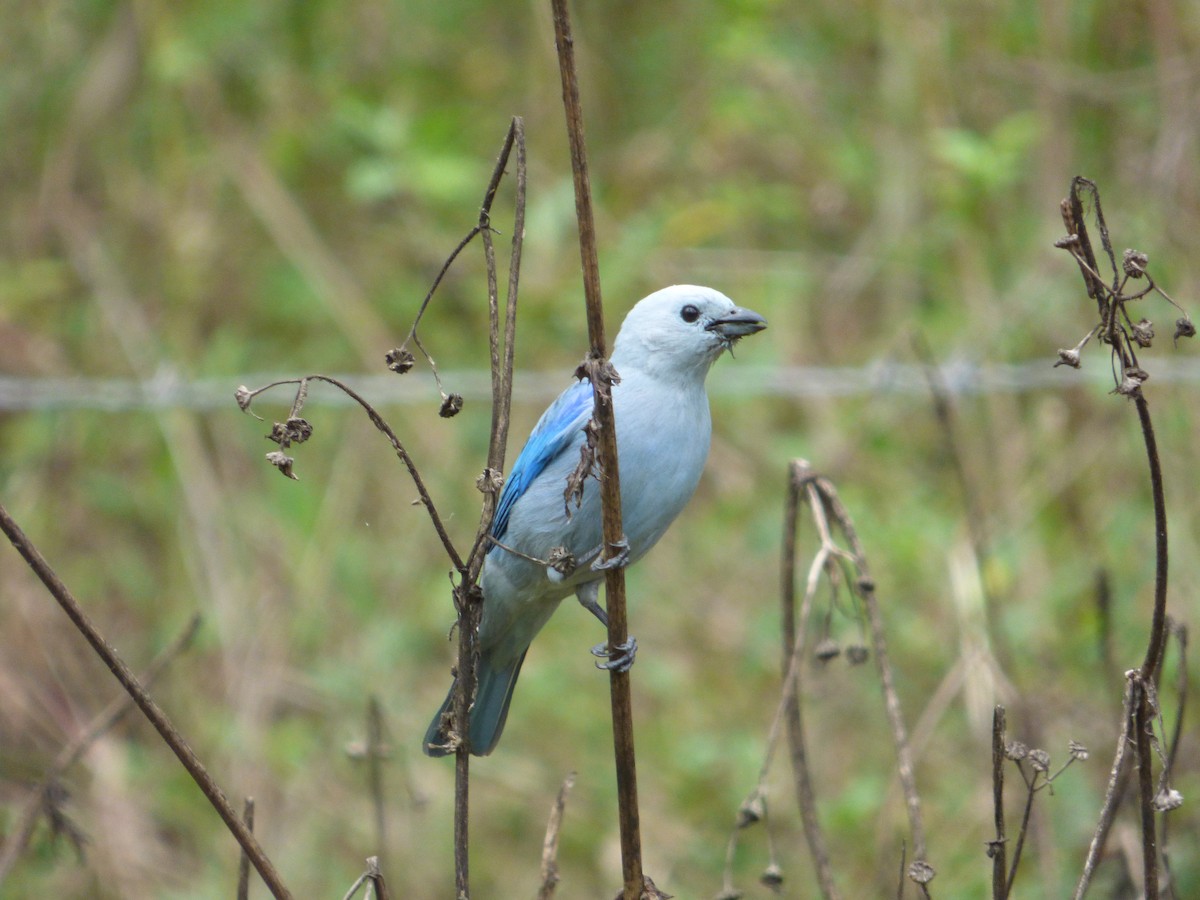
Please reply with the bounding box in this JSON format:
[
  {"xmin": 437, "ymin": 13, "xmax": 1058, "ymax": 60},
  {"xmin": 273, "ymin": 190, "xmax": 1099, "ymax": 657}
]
[{"xmin": 0, "ymin": 504, "xmax": 292, "ymax": 899}]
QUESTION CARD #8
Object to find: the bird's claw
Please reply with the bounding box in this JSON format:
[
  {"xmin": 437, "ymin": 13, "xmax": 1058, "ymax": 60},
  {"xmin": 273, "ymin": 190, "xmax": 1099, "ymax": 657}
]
[
  {"xmin": 591, "ymin": 635, "xmax": 638, "ymax": 672},
  {"xmin": 591, "ymin": 536, "xmax": 630, "ymax": 572}
]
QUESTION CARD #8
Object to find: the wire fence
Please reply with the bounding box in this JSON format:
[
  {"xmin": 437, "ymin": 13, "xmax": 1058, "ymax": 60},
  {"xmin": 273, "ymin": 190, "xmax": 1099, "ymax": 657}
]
[{"xmin": 2, "ymin": 358, "xmax": 1199, "ymax": 412}]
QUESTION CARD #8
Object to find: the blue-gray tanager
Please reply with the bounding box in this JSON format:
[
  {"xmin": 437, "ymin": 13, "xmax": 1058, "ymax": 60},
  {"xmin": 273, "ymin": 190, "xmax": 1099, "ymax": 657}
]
[{"xmin": 424, "ymin": 285, "xmax": 767, "ymax": 756}]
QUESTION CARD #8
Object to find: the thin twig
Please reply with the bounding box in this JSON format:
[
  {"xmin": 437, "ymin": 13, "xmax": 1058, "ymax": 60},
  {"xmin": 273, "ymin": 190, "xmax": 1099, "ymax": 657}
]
[
  {"xmin": 1056, "ymin": 177, "xmax": 1180, "ymax": 900},
  {"xmin": 396, "ymin": 224, "xmax": 484, "ymax": 383},
  {"xmin": 1003, "ymin": 763, "xmax": 1037, "ymax": 899},
  {"xmin": 451, "ymin": 117, "xmax": 525, "ymax": 899},
  {"xmin": 1159, "ymin": 620, "xmax": 1187, "ymax": 896},
  {"xmin": 1073, "ymin": 679, "xmax": 1135, "ymax": 898},
  {"xmin": 1134, "ymin": 683, "xmax": 1160, "ymax": 899},
  {"xmin": 815, "ymin": 473, "xmax": 928, "ymax": 861},
  {"xmin": 537, "ymin": 772, "xmax": 577, "ymax": 900},
  {"xmin": 237, "ymin": 797, "xmax": 255, "ymax": 900},
  {"xmin": 0, "ymin": 613, "xmax": 201, "ymax": 886},
  {"xmin": 780, "ymin": 463, "xmax": 842, "ymax": 899},
  {"xmin": 467, "ymin": 117, "xmax": 526, "ymax": 578},
  {"xmin": 368, "ymin": 856, "xmax": 393, "ymax": 900},
  {"xmin": 990, "ymin": 706, "xmax": 1007, "ymax": 899},
  {"xmin": 1132, "ymin": 387, "xmax": 1169, "ymax": 900},
  {"xmin": 0, "ymin": 502, "xmax": 292, "ymax": 899},
  {"xmin": 239, "ymin": 374, "xmax": 464, "ymax": 573},
  {"xmin": 243, "ymin": 119, "xmax": 527, "ymax": 899},
  {"xmin": 768, "ymin": 461, "xmax": 930, "ymax": 895},
  {"xmin": 549, "ymin": 3, "xmax": 643, "ymax": 899},
  {"xmin": 1134, "ymin": 393, "xmax": 1169, "ymax": 684},
  {"xmin": 340, "ymin": 856, "xmax": 392, "ymax": 900}
]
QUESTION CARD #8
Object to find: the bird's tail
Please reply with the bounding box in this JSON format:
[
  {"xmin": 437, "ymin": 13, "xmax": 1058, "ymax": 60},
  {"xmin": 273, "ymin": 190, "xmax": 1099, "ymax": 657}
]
[{"xmin": 423, "ymin": 651, "xmax": 526, "ymax": 757}]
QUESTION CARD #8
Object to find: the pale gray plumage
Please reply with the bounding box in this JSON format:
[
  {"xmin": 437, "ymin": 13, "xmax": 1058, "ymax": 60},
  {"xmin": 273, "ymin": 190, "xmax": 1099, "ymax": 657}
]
[{"xmin": 424, "ymin": 284, "xmax": 766, "ymax": 756}]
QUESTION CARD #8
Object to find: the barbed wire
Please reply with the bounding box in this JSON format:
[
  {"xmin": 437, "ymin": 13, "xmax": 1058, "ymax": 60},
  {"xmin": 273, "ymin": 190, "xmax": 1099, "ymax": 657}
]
[{"xmin": 2, "ymin": 358, "xmax": 1199, "ymax": 412}]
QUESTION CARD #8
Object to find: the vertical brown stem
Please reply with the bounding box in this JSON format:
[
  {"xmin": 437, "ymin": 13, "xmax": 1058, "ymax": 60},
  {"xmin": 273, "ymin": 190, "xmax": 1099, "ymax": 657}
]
[
  {"xmin": 452, "ymin": 118, "xmax": 525, "ymax": 899},
  {"xmin": 1135, "ymin": 394, "xmax": 1168, "ymax": 683},
  {"xmin": 549, "ymin": 3, "xmax": 643, "ymax": 897},
  {"xmin": 1133, "ymin": 393, "xmax": 1167, "ymax": 900},
  {"xmin": 781, "ymin": 464, "xmax": 841, "ymax": 899},
  {"xmin": 1135, "ymin": 685, "xmax": 1160, "ymax": 899},
  {"xmin": 991, "ymin": 706, "xmax": 1007, "ymax": 899}
]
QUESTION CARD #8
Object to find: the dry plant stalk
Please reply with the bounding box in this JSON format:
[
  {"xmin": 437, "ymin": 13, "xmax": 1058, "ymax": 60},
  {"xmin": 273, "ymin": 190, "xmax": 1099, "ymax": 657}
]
[
  {"xmin": 239, "ymin": 118, "xmax": 526, "ymax": 898},
  {"xmin": 0, "ymin": 505, "xmax": 293, "ymax": 898},
  {"xmin": 1052, "ymin": 176, "xmax": 1190, "ymax": 900},
  {"xmin": 537, "ymin": 771, "xmax": 577, "ymax": 900},
  {"xmin": 237, "ymin": 797, "xmax": 255, "ymax": 900},
  {"xmin": 723, "ymin": 460, "xmax": 929, "ymax": 899},
  {"xmin": 990, "ymin": 706, "xmax": 1008, "ymax": 898},
  {"xmin": 340, "ymin": 856, "xmax": 392, "ymax": 900},
  {"xmin": 991, "ymin": 715, "xmax": 1088, "ymax": 899},
  {"xmin": 549, "ymin": 3, "xmax": 650, "ymax": 899}
]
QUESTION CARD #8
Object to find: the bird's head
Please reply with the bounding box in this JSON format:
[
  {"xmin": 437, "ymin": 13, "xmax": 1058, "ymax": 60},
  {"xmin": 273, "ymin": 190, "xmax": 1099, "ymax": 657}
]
[{"xmin": 611, "ymin": 285, "xmax": 767, "ymax": 379}]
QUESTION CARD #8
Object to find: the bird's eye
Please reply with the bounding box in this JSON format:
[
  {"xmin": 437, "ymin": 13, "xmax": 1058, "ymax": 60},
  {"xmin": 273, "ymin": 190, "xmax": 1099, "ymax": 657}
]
[{"xmin": 680, "ymin": 304, "xmax": 700, "ymax": 323}]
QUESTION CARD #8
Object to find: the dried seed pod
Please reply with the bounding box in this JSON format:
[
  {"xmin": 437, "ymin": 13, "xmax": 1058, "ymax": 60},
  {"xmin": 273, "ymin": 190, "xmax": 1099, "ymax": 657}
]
[
  {"xmin": 1054, "ymin": 347, "xmax": 1082, "ymax": 369},
  {"xmin": 265, "ymin": 450, "xmax": 298, "ymax": 480},
  {"xmin": 385, "ymin": 348, "xmax": 416, "ymax": 374},
  {"xmin": 1005, "ymin": 740, "xmax": 1029, "ymax": 761},
  {"xmin": 439, "ymin": 393, "xmax": 464, "ymax": 418},
  {"xmin": 1131, "ymin": 319, "xmax": 1154, "ymax": 348},
  {"xmin": 908, "ymin": 860, "xmax": 936, "ymax": 885},
  {"xmin": 1122, "ymin": 248, "xmax": 1149, "ymax": 278},
  {"xmin": 814, "ymin": 638, "xmax": 841, "ymax": 663},
  {"xmin": 1028, "ymin": 748, "xmax": 1051, "ymax": 774}
]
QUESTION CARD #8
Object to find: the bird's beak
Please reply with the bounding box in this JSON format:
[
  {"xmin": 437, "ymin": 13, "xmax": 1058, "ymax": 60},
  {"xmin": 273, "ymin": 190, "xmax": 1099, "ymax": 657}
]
[{"xmin": 705, "ymin": 307, "xmax": 768, "ymax": 339}]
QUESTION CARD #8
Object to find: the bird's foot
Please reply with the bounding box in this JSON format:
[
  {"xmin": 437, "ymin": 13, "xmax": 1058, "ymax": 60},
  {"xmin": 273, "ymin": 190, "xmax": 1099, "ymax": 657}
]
[
  {"xmin": 591, "ymin": 536, "xmax": 630, "ymax": 572},
  {"xmin": 591, "ymin": 635, "xmax": 638, "ymax": 672},
  {"xmin": 576, "ymin": 584, "xmax": 609, "ymax": 628}
]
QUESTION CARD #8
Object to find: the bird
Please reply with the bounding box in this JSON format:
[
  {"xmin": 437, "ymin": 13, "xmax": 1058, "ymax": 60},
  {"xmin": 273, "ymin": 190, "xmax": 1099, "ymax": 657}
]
[{"xmin": 424, "ymin": 284, "xmax": 767, "ymax": 756}]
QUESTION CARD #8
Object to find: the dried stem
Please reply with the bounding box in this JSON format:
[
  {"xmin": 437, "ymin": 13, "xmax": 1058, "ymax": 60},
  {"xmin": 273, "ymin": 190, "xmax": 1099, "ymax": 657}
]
[
  {"xmin": 467, "ymin": 117, "xmax": 526, "ymax": 578},
  {"xmin": 549, "ymin": 3, "xmax": 644, "ymax": 898},
  {"xmin": 1056, "ymin": 176, "xmax": 1181, "ymax": 900},
  {"xmin": 990, "ymin": 706, "xmax": 1008, "ymax": 899},
  {"xmin": 779, "ymin": 463, "xmax": 842, "ymax": 899},
  {"xmin": 1073, "ymin": 679, "xmax": 1135, "ymax": 899},
  {"xmin": 816, "ymin": 473, "xmax": 927, "ymax": 861},
  {"xmin": 537, "ymin": 772, "xmax": 577, "ymax": 900},
  {"xmin": 1131, "ymin": 389, "xmax": 1168, "ymax": 900},
  {"xmin": 1004, "ymin": 763, "xmax": 1037, "ymax": 898},
  {"xmin": 0, "ymin": 613, "xmax": 201, "ymax": 886},
  {"xmin": 237, "ymin": 118, "xmax": 526, "ymax": 899},
  {"xmin": 452, "ymin": 117, "xmax": 526, "ymax": 898},
  {"xmin": 1159, "ymin": 621, "xmax": 1187, "ymax": 893},
  {"xmin": 779, "ymin": 461, "xmax": 929, "ymax": 891},
  {"xmin": 1133, "ymin": 393, "xmax": 1169, "ymax": 684},
  {"xmin": 1134, "ymin": 684, "xmax": 1159, "ymax": 898},
  {"xmin": 240, "ymin": 374, "xmax": 464, "ymax": 572},
  {"xmin": 237, "ymin": 797, "xmax": 255, "ymax": 900},
  {"xmin": 340, "ymin": 856, "xmax": 392, "ymax": 900},
  {"xmin": 0, "ymin": 502, "xmax": 292, "ymax": 899}
]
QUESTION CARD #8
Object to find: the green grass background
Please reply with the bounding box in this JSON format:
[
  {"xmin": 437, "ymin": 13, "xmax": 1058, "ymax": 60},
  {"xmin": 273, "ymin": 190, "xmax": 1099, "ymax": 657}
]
[{"xmin": 1, "ymin": 0, "xmax": 1198, "ymax": 896}]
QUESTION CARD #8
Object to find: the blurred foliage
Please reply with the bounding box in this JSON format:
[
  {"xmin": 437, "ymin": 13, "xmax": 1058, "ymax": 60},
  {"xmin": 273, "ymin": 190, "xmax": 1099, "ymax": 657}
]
[{"xmin": 1, "ymin": 0, "xmax": 1199, "ymax": 897}]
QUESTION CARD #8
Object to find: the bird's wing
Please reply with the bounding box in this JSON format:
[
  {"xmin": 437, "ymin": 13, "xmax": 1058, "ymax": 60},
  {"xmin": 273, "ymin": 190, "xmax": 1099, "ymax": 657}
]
[{"xmin": 491, "ymin": 378, "xmax": 593, "ymax": 541}]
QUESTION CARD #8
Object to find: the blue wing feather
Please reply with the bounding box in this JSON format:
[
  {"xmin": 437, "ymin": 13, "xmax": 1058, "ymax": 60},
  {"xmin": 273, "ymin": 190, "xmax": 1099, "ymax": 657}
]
[{"xmin": 491, "ymin": 379, "xmax": 593, "ymax": 541}]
